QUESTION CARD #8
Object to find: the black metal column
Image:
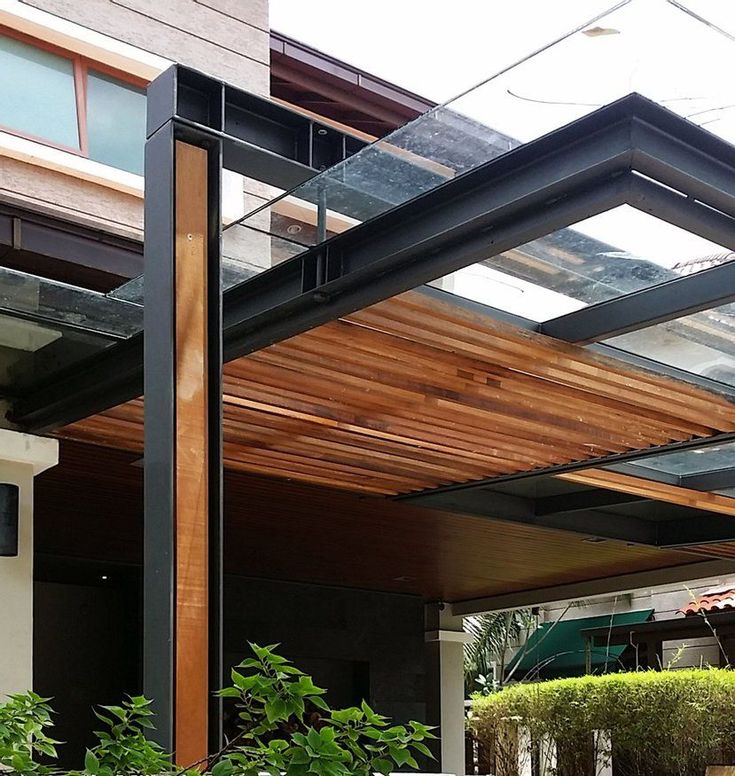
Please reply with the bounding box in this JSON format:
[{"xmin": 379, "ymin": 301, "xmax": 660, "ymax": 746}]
[{"xmin": 143, "ymin": 112, "xmax": 223, "ymax": 757}]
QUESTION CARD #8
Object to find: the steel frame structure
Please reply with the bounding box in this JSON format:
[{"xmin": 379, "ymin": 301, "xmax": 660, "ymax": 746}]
[
  {"xmin": 12, "ymin": 86, "xmax": 735, "ymax": 433},
  {"xmin": 9, "ymin": 64, "xmax": 735, "ymax": 752}
]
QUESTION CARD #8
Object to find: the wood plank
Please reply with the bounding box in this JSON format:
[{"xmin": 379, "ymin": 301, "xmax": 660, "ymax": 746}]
[
  {"xmin": 558, "ymin": 469, "xmax": 735, "ymax": 517},
  {"xmin": 174, "ymin": 141, "xmax": 209, "ymax": 767},
  {"xmin": 58, "ymin": 288, "xmax": 735, "ymax": 496}
]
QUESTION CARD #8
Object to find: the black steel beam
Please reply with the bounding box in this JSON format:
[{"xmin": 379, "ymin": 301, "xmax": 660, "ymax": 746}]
[
  {"xmin": 680, "ymin": 467, "xmax": 735, "ymax": 492},
  {"xmin": 535, "ymin": 488, "xmax": 647, "ymax": 515},
  {"xmin": 541, "ymin": 258, "xmax": 735, "ymax": 344},
  {"xmin": 406, "ymin": 485, "xmax": 658, "ymax": 545},
  {"xmin": 148, "ymin": 65, "xmax": 366, "ymax": 189},
  {"xmin": 222, "ymin": 173, "xmax": 632, "ymax": 361},
  {"xmin": 657, "ymin": 514, "xmax": 735, "ymax": 547}
]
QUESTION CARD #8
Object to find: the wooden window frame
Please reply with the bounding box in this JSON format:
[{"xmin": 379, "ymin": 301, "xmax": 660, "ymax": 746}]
[{"xmin": 0, "ymin": 24, "xmax": 148, "ymax": 166}]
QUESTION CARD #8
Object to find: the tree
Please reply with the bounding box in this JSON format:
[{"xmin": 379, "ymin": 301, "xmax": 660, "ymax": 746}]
[{"xmin": 464, "ymin": 611, "xmax": 533, "ymax": 695}]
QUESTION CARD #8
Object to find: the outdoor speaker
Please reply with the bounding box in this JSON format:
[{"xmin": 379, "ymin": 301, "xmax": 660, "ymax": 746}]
[{"xmin": 0, "ymin": 484, "xmax": 19, "ymax": 556}]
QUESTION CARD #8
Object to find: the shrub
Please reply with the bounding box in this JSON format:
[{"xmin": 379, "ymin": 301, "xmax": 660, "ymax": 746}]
[
  {"xmin": 0, "ymin": 643, "xmax": 434, "ymax": 776},
  {"xmin": 470, "ymin": 669, "xmax": 735, "ymax": 776}
]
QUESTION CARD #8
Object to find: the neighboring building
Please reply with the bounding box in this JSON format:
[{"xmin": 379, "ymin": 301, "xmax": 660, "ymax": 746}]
[{"xmin": 506, "ymin": 575, "xmax": 735, "ymax": 682}]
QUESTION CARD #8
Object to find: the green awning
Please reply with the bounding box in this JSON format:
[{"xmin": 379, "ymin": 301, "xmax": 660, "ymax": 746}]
[{"xmin": 506, "ymin": 609, "xmax": 653, "ymax": 680}]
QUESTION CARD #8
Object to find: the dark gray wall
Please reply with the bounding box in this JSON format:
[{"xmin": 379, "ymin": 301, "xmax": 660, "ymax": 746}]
[
  {"xmin": 33, "ymin": 573, "xmax": 427, "ymax": 768},
  {"xmin": 34, "ymin": 579, "xmax": 141, "ymax": 767},
  {"xmin": 224, "ymin": 577, "xmax": 426, "ymax": 725}
]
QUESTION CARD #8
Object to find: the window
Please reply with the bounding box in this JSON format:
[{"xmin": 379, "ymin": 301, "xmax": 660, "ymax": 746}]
[{"xmin": 0, "ymin": 28, "xmax": 146, "ymax": 175}]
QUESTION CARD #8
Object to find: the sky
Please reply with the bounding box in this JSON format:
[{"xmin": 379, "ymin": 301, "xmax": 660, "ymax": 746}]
[{"xmin": 269, "ymin": 0, "xmax": 620, "ymax": 103}]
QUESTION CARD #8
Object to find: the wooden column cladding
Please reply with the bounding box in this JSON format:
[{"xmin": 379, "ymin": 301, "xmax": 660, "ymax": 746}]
[
  {"xmin": 174, "ymin": 141, "xmax": 209, "ymax": 767},
  {"xmin": 144, "ymin": 122, "xmax": 221, "ymax": 763}
]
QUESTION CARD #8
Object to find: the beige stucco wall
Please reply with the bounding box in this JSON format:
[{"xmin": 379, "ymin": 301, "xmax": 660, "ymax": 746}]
[
  {"xmin": 0, "ymin": 431, "xmax": 58, "ymax": 699},
  {"xmin": 1, "ymin": 0, "xmax": 272, "ymax": 238}
]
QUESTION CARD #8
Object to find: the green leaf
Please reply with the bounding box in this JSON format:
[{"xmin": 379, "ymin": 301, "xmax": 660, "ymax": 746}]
[
  {"xmin": 265, "ymin": 698, "xmax": 287, "ymax": 723},
  {"xmin": 411, "ymin": 741, "xmax": 433, "ymax": 758},
  {"xmin": 389, "ymin": 746, "xmax": 411, "ymax": 767},
  {"xmin": 212, "ymin": 758, "xmax": 235, "ymax": 776},
  {"xmin": 373, "ymin": 757, "xmax": 392, "ymax": 775},
  {"xmin": 310, "ymin": 696, "xmax": 330, "ymax": 712},
  {"xmin": 84, "ymin": 749, "xmax": 99, "ymax": 774}
]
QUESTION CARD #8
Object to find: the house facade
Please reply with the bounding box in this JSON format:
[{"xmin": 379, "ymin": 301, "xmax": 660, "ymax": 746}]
[{"xmin": 3, "ymin": 2, "xmax": 735, "ymax": 775}]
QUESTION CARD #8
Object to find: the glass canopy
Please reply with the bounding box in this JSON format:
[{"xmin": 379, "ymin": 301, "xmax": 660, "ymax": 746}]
[
  {"xmin": 227, "ymin": 0, "xmax": 735, "ymax": 241},
  {"xmin": 220, "ymin": 0, "xmax": 735, "ymax": 324}
]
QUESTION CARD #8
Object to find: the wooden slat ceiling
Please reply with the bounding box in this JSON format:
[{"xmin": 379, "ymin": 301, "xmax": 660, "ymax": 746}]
[
  {"xmin": 36, "ymin": 440, "xmax": 705, "ymax": 602},
  {"xmin": 57, "ymin": 290, "xmax": 735, "ymax": 496}
]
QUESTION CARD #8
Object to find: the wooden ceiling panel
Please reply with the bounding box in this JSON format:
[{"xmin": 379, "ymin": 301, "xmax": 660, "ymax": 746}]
[
  {"xmin": 36, "ymin": 440, "xmax": 702, "ymax": 602},
  {"xmin": 57, "ymin": 291, "xmax": 735, "ymax": 495}
]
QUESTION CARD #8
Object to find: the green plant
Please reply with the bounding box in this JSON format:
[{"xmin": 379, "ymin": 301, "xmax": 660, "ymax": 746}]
[
  {"xmin": 0, "ymin": 644, "xmax": 436, "ymax": 776},
  {"xmin": 464, "ymin": 610, "xmax": 532, "ymax": 694},
  {"xmin": 213, "ymin": 643, "xmax": 435, "ymax": 776},
  {"xmin": 0, "ymin": 692, "xmax": 59, "ymax": 775},
  {"xmin": 470, "ymin": 669, "xmax": 735, "ymax": 776},
  {"xmin": 79, "ymin": 696, "xmax": 172, "ymax": 776}
]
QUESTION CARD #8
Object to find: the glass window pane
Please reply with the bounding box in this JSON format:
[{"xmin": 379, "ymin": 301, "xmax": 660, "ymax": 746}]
[
  {"xmin": 604, "ymin": 302, "xmax": 735, "ymax": 388},
  {"xmin": 0, "ymin": 34, "xmax": 79, "ymax": 150},
  {"xmin": 87, "ymin": 70, "xmax": 146, "ymax": 174}
]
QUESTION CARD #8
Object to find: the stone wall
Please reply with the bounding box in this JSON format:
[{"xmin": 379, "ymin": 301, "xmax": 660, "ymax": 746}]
[{"xmin": 224, "ymin": 576, "xmax": 426, "ymax": 724}]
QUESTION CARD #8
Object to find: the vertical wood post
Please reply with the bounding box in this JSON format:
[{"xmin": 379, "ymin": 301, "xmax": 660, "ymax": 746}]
[
  {"xmin": 174, "ymin": 140, "xmax": 210, "ymax": 766},
  {"xmin": 144, "ymin": 113, "xmax": 222, "ymax": 765}
]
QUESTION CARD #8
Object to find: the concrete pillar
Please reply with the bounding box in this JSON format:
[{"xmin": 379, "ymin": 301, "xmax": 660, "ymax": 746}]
[
  {"xmin": 0, "ymin": 430, "xmax": 58, "ymax": 698},
  {"xmin": 425, "ymin": 603, "xmax": 471, "ymax": 776}
]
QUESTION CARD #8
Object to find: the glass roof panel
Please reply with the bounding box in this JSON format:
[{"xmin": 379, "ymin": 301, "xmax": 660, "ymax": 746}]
[
  {"xmin": 429, "ymin": 205, "xmax": 731, "ymax": 322},
  {"xmin": 0, "ymin": 266, "xmax": 142, "ymax": 397},
  {"xmin": 625, "ymin": 442, "xmax": 735, "ymax": 476},
  {"xmin": 603, "ymin": 301, "xmax": 735, "ymax": 388},
  {"xmin": 0, "ymin": 265, "xmax": 142, "ymax": 337},
  {"xmin": 0, "ymin": 311, "xmax": 116, "ymax": 394},
  {"xmin": 228, "ymin": 0, "xmax": 735, "ymax": 248}
]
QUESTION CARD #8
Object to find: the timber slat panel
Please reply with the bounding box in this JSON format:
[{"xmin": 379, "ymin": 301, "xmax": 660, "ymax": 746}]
[
  {"xmin": 686, "ymin": 543, "xmax": 735, "ymax": 560},
  {"xmin": 58, "ymin": 290, "xmax": 735, "ymax": 495}
]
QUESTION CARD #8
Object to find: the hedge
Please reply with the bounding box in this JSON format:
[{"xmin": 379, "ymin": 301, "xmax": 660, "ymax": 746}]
[{"xmin": 470, "ymin": 669, "xmax": 735, "ymax": 776}]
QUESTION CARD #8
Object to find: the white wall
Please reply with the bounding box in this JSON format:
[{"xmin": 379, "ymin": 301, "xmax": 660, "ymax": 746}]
[{"xmin": 0, "ymin": 431, "xmax": 58, "ymax": 698}]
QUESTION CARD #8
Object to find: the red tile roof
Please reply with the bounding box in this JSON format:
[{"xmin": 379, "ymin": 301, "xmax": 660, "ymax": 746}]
[{"xmin": 679, "ymin": 586, "xmax": 735, "ymax": 616}]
